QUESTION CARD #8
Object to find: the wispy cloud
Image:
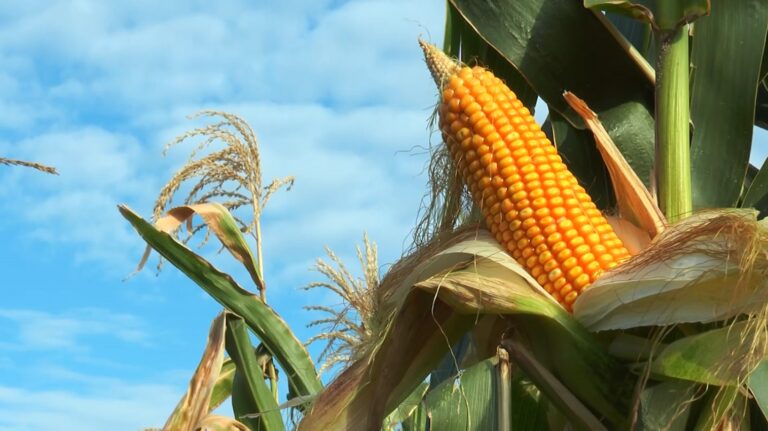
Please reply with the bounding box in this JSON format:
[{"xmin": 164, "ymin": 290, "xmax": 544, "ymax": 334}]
[
  {"xmin": 0, "ymin": 0, "xmax": 442, "ymax": 275},
  {"xmin": 0, "ymin": 380, "xmax": 179, "ymax": 431},
  {"xmin": 0, "ymin": 2, "xmax": 445, "ymax": 429},
  {"xmin": 0, "ymin": 308, "xmax": 147, "ymax": 352}
]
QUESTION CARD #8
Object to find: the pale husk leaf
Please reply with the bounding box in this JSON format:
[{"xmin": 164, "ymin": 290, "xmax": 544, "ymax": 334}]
[
  {"xmin": 574, "ymin": 210, "xmax": 768, "ymax": 331},
  {"xmin": 563, "ymin": 91, "xmax": 666, "ymax": 239},
  {"xmin": 194, "ymin": 414, "xmax": 249, "ymax": 431}
]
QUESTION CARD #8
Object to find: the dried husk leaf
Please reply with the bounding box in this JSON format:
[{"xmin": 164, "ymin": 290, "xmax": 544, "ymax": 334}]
[
  {"xmin": 379, "ymin": 227, "xmax": 559, "ymax": 316},
  {"xmin": 574, "ymin": 210, "xmax": 768, "ymax": 330},
  {"xmin": 194, "ymin": 414, "xmax": 249, "ymax": 431},
  {"xmin": 564, "ymin": 91, "xmax": 666, "ymax": 239},
  {"xmin": 164, "ymin": 313, "xmax": 227, "ymax": 431}
]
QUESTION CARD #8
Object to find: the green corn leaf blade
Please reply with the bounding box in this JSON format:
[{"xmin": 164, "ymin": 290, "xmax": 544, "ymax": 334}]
[
  {"xmin": 692, "ymin": 386, "xmax": 743, "ymax": 431},
  {"xmin": 749, "ymin": 360, "xmax": 768, "ymax": 423},
  {"xmin": 509, "ymin": 374, "xmax": 549, "ymax": 431},
  {"xmin": 743, "ymin": 156, "xmax": 768, "ymax": 218},
  {"xmin": 638, "ymin": 380, "xmax": 698, "ymax": 431},
  {"xmin": 424, "ymin": 357, "xmax": 498, "ymax": 431},
  {"xmin": 401, "ymin": 402, "xmax": 427, "ymax": 431},
  {"xmin": 209, "ymin": 358, "xmax": 236, "ymax": 412},
  {"xmin": 584, "ymin": 0, "xmax": 709, "ymax": 30},
  {"xmin": 651, "ymin": 322, "xmax": 756, "ymax": 386},
  {"xmin": 383, "ymin": 382, "xmax": 429, "ymax": 428},
  {"xmin": 119, "ymin": 205, "xmax": 323, "ymax": 400},
  {"xmin": 761, "ymin": 40, "xmax": 768, "ymax": 81},
  {"xmin": 428, "ymin": 335, "xmax": 471, "ymax": 390},
  {"xmin": 757, "ymin": 82, "xmax": 768, "ymax": 130},
  {"xmin": 443, "ymin": 0, "xmax": 460, "ymax": 56},
  {"xmin": 225, "ymin": 314, "xmax": 284, "ymax": 431},
  {"xmin": 546, "ymin": 110, "xmax": 616, "ymax": 210},
  {"xmin": 508, "ymin": 316, "xmax": 629, "ymax": 430},
  {"xmin": 449, "ymin": 0, "xmax": 655, "ymax": 188},
  {"xmin": 603, "ymin": 11, "xmax": 655, "ymax": 62},
  {"xmin": 584, "ymin": 0, "xmax": 655, "ymax": 26},
  {"xmin": 444, "ymin": 2, "xmax": 537, "ymax": 111},
  {"xmin": 751, "ymin": 397, "xmax": 768, "ymax": 431},
  {"xmin": 747, "ymin": 163, "xmax": 761, "ymax": 188},
  {"xmin": 141, "ymin": 203, "xmax": 264, "ymax": 292},
  {"xmin": 691, "ymin": 1, "xmax": 768, "ymax": 209},
  {"xmin": 503, "ymin": 336, "xmax": 609, "ymax": 431}
]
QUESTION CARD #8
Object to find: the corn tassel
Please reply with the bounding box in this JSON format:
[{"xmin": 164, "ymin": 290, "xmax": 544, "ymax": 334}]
[{"xmin": 420, "ymin": 41, "xmax": 630, "ymax": 308}]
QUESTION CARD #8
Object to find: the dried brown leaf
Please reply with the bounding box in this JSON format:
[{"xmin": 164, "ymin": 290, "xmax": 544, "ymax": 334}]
[{"xmin": 164, "ymin": 313, "xmax": 228, "ymax": 431}]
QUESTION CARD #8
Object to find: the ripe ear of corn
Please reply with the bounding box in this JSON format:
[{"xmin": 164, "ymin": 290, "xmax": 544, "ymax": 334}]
[{"xmin": 420, "ymin": 41, "xmax": 630, "ymax": 309}]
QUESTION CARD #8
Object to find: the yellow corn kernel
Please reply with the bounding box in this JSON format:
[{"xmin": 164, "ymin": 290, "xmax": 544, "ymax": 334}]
[{"xmin": 421, "ymin": 41, "xmax": 630, "ymax": 310}]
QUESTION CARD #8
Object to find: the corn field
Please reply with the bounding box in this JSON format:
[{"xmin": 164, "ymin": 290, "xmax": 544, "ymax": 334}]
[{"xmin": 23, "ymin": 0, "xmax": 766, "ymax": 429}]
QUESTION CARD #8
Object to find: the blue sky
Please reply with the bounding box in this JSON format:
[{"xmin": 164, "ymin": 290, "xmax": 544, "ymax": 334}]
[
  {"xmin": 0, "ymin": 2, "xmax": 766, "ymax": 430},
  {"xmin": 0, "ymin": 1, "xmax": 445, "ymax": 429}
]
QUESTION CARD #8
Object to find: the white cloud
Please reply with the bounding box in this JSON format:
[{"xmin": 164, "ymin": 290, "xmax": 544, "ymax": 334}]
[
  {"xmin": 0, "ymin": 0, "xmax": 443, "ymax": 132},
  {"xmin": 0, "ymin": 308, "xmax": 148, "ymax": 352},
  {"xmin": 0, "ymin": 2, "xmax": 447, "ymax": 428},
  {"xmin": 0, "ymin": 127, "xmax": 161, "ymax": 268},
  {"xmin": 0, "ymin": 381, "xmax": 180, "ymax": 431},
  {"xmin": 0, "ymin": 0, "xmax": 444, "ymax": 276}
]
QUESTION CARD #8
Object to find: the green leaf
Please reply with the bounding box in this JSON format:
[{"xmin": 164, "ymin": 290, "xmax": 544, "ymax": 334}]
[
  {"xmin": 119, "ymin": 205, "xmax": 323, "ymax": 400},
  {"xmin": 209, "ymin": 358, "xmax": 236, "ymax": 411},
  {"xmin": 743, "ymin": 156, "xmax": 768, "ymax": 217},
  {"xmin": 584, "ymin": 0, "xmax": 655, "ymax": 26},
  {"xmin": 428, "ymin": 335, "xmax": 472, "ymax": 390},
  {"xmin": 761, "ymin": 40, "xmax": 768, "ymax": 81},
  {"xmin": 751, "ymin": 397, "xmax": 768, "ymax": 431},
  {"xmin": 651, "ymin": 322, "xmax": 755, "ymax": 386},
  {"xmin": 401, "ymin": 402, "xmax": 427, "ymax": 431},
  {"xmin": 449, "ymin": 0, "xmax": 656, "ymax": 188},
  {"xmin": 425, "ymin": 358, "xmax": 498, "ymax": 430},
  {"xmin": 749, "ymin": 361, "xmax": 768, "ymax": 423},
  {"xmin": 690, "ymin": 1, "xmax": 768, "ymax": 209},
  {"xmin": 638, "ymin": 380, "xmax": 698, "ymax": 431},
  {"xmin": 692, "ymin": 386, "xmax": 743, "ymax": 431},
  {"xmin": 757, "ymin": 83, "xmax": 768, "ymax": 130},
  {"xmin": 444, "ymin": 2, "xmax": 537, "ymax": 110},
  {"xmin": 138, "ymin": 203, "xmax": 264, "ymax": 292},
  {"xmin": 503, "ymin": 336, "xmax": 610, "ymax": 431},
  {"xmin": 509, "ymin": 374, "xmax": 549, "ymax": 430},
  {"xmin": 225, "ymin": 314, "xmax": 284, "ymax": 431},
  {"xmin": 603, "ymin": 11, "xmax": 655, "ymax": 62},
  {"xmin": 585, "ymin": 0, "xmax": 710, "ymax": 30},
  {"xmin": 384, "ymin": 382, "xmax": 429, "ymax": 428}
]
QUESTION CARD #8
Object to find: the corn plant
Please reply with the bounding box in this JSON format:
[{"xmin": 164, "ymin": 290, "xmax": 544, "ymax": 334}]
[
  {"xmin": 123, "ymin": 1, "xmax": 768, "ymax": 430},
  {"xmin": 296, "ymin": 1, "xmax": 768, "ymax": 430}
]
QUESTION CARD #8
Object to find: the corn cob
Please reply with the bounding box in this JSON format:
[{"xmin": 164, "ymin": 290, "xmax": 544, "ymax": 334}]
[{"xmin": 420, "ymin": 41, "xmax": 630, "ymax": 308}]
